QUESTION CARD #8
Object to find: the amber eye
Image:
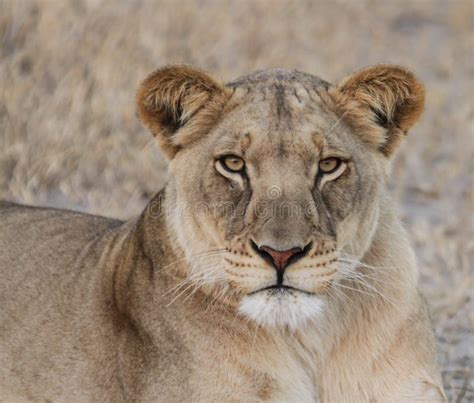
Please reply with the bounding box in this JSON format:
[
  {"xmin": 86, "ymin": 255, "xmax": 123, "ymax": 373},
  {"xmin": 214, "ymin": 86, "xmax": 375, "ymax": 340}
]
[
  {"xmin": 319, "ymin": 158, "xmax": 341, "ymax": 174},
  {"xmin": 220, "ymin": 155, "xmax": 245, "ymax": 172}
]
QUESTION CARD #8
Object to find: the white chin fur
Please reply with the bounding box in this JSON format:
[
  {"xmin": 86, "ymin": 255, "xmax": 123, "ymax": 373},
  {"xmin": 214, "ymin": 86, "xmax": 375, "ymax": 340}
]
[{"xmin": 238, "ymin": 290, "xmax": 326, "ymax": 331}]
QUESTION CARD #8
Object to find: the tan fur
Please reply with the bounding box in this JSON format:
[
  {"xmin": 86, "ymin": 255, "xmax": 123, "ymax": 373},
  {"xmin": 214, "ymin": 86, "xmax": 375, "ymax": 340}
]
[
  {"xmin": 0, "ymin": 65, "xmax": 445, "ymax": 402},
  {"xmin": 328, "ymin": 65, "xmax": 425, "ymax": 156},
  {"xmin": 136, "ymin": 65, "xmax": 232, "ymax": 158}
]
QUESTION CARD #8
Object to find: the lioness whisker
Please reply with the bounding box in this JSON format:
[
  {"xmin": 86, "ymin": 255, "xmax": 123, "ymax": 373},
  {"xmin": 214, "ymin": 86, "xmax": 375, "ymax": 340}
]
[
  {"xmin": 163, "ymin": 265, "xmax": 225, "ymax": 298},
  {"xmin": 161, "ymin": 249, "xmax": 227, "ymax": 271},
  {"xmin": 337, "ymin": 260, "xmax": 407, "ymax": 284},
  {"xmin": 166, "ymin": 272, "xmax": 227, "ymax": 307},
  {"xmin": 342, "ymin": 266, "xmax": 408, "ymax": 288},
  {"xmin": 338, "ymin": 256, "xmax": 400, "ymax": 272}
]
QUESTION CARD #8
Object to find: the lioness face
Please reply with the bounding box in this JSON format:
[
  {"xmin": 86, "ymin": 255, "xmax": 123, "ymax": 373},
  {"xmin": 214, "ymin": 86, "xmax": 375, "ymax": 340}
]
[{"xmin": 137, "ymin": 66, "xmax": 424, "ymax": 330}]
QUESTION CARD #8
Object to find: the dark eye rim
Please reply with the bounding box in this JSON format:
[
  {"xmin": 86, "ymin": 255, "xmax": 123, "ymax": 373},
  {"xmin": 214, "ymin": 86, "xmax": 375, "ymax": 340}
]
[
  {"xmin": 217, "ymin": 155, "xmax": 246, "ymax": 173},
  {"xmin": 318, "ymin": 157, "xmax": 343, "ymax": 175}
]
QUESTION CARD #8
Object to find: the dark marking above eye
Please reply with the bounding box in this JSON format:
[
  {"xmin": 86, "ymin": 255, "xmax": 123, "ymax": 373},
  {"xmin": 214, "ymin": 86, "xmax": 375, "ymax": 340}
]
[
  {"xmin": 277, "ymin": 141, "xmax": 288, "ymax": 157},
  {"xmin": 274, "ymin": 83, "xmax": 289, "ymax": 121}
]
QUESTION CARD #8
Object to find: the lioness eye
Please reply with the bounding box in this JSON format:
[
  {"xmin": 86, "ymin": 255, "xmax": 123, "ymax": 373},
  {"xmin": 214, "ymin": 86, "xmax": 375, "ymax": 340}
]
[
  {"xmin": 319, "ymin": 158, "xmax": 341, "ymax": 174},
  {"xmin": 220, "ymin": 155, "xmax": 245, "ymax": 172}
]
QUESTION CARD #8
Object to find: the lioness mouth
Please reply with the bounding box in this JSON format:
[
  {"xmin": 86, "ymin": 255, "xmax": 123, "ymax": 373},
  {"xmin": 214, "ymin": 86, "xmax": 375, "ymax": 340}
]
[{"xmin": 250, "ymin": 284, "xmax": 313, "ymax": 296}]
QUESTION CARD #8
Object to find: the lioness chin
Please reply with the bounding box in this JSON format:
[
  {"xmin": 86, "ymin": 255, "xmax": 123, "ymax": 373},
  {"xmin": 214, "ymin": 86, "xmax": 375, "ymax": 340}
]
[{"xmin": 0, "ymin": 65, "xmax": 445, "ymax": 402}]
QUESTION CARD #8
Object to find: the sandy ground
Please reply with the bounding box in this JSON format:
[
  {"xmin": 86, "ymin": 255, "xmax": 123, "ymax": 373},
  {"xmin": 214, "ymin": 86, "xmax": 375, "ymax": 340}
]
[{"xmin": 0, "ymin": 0, "xmax": 472, "ymax": 400}]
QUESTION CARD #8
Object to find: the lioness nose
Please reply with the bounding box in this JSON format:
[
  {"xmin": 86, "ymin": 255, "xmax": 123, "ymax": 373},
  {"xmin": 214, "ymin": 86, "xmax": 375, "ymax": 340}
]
[{"xmin": 252, "ymin": 241, "xmax": 311, "ymax": 272}]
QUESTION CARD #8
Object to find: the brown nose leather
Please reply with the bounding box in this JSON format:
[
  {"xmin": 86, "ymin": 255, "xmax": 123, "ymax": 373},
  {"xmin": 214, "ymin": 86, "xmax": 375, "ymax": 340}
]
[{"xmin": 259, "ymin": 246, "xmax": 302, "ymax": 271}]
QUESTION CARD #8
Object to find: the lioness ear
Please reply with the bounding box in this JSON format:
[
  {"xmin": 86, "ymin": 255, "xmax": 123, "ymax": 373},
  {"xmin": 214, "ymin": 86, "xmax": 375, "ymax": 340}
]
[
  {"xmin": 329, "ymin": 65, "xmax": 425, "ymax": 156},
  {"xmin": 137, "ymin": 65, "xmax": 230, "ymax": 159}
]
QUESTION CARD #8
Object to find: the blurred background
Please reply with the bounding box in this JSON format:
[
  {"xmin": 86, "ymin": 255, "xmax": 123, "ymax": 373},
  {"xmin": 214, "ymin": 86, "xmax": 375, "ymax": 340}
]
[{"xmin": 0, "ymin": 0, "xmax": 472, "ymax": 400}]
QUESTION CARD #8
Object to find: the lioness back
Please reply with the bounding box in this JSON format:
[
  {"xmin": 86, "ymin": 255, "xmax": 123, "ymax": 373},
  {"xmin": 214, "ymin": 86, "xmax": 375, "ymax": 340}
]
[
  {"xmin": 0, "ymin": 202, "xmax": 124, "ymax": 401},
  {"xmin": 0, "ymin": 201, "xmax": 122, "ymax": 280}
]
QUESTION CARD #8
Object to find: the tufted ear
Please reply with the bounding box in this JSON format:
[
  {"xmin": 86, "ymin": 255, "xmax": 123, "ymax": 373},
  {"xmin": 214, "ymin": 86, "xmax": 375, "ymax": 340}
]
[
  {"xmin": 137, "ymin": 65, "xmax": 230, "ymax": 159},
  {"xmin": 329, "ymin": 65, "xmax": 425, "ymax": 156}
]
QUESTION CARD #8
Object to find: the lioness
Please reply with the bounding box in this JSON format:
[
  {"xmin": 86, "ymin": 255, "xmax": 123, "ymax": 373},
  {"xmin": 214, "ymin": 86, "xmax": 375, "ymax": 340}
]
[{"xmin": 0, "ymin": 65, "xmax": 446, "ymax": 402}]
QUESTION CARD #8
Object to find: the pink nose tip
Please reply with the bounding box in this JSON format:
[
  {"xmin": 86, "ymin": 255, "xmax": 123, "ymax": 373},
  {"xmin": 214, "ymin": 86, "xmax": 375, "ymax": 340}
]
[{"xmin": 259, "ymin": 245, "xmax": 303, "ymax": 271}]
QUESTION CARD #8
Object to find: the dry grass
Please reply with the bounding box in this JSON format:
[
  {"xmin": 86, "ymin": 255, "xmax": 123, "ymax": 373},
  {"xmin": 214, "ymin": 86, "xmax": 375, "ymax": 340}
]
[{"xmin": 0, "ymin": 0, "xmax": 472, "ymax": 400}]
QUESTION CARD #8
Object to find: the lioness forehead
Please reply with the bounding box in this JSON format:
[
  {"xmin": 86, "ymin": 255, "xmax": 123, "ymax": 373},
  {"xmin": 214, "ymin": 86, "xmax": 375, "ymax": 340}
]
[
  {"xmin": 227, "ymin": 68, "xmax": 330, "ymax": 91},
  {"xmin": 212, "ymin": 69, "xmax": 349, "ymax": 161},
  {"xmin": 226, "ymin": 68, "xmax": 332, "ymax": 129}
]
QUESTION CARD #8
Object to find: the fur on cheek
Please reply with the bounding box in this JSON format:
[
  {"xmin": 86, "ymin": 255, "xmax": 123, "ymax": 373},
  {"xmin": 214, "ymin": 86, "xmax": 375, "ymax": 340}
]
[{"xmin": 238, "ymin": 292, "xmax": 326, "ymax": 331}]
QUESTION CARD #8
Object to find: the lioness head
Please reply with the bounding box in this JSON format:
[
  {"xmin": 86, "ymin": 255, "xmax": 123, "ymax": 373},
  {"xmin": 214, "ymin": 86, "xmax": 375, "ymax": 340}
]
[{"xmin": 137, "ymin": 65, "xmax": 424, "ymax": 330}]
